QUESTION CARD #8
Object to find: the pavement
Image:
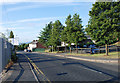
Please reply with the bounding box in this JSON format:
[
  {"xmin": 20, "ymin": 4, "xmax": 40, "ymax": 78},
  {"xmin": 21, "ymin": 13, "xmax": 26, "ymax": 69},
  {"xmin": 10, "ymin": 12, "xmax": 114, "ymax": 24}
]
[
  {"xmin": 2, "ymin": 53, "xmax": 38, "ymax": 82},
  {"xmin": 2, "ymin": 51, "xmax": 119, "ymax": 83}
]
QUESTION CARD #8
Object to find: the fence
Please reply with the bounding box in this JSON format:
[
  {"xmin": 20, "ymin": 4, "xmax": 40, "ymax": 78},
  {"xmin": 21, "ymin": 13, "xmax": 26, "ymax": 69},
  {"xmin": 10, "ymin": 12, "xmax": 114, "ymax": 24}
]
[
  {"xmin": 72, "ymin": 48, "xmax": 91, "ymax": 54},
  {"xmin": 98, "ymin": 45, "xmax": 120, "ymax": 53},
  {"xmin": 0, "ymin": 38, "xmax": 13, "ymax": 74},
  {"xmin": 72, "ymin": 45, "xmax": 120, "ymax": 54},
  {"xmin": 33, "ymin": 48, "xmax": 45, "ymax": 52}
]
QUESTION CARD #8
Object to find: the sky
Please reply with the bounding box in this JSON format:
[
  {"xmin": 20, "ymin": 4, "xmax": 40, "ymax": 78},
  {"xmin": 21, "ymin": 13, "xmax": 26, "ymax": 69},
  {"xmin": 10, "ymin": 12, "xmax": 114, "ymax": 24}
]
[{"xmin": 0, "ymin": 0, "xmax": 95, "ymax": 43}]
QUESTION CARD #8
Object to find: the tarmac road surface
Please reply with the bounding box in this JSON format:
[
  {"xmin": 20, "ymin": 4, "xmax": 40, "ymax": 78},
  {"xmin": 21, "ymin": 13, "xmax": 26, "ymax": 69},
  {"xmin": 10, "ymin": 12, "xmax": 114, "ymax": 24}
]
[{"xmin": 2, "ymin": 51, "xmax": 119, "ymax": 83}]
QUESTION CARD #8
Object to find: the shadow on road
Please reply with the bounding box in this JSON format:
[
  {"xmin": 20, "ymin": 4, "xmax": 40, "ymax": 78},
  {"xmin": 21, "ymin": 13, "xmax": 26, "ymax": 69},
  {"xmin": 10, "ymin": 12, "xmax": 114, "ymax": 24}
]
[
  {"xmin": 16, "ymin": 52, "xmax": 119, "ymax": 82},
  {"xmin": 13, "ymin": 56, "xmax": 25, "ymax": 83},
  {"xmin": 62, "ymin": 62, "xmax": 119, "ymax": 82}
]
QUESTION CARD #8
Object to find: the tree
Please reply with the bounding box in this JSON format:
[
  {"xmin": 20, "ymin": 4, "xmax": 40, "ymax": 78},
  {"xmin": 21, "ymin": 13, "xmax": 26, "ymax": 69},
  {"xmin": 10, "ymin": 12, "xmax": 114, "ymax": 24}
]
[
  {"xmin": 72, "ymin": 13, "xmax": 86, "ymax": 53},
  {"xmin": 65, "ymin": 14, "xmax": 73, "ymax": 53},
  {"xmin": 49, "ymin": 20, "xmax": 64, "ymax": 51},
  {"xmin": 85, "ymin": 1, "xmax": 120, "ymax": 55},
  {"xmin": 9, "ymin": 31, "xmax": 14, "ymax": 38},
  {"xmin": 65, "ymin": 14, "xmax": 86, "ymax": 53},
  {"xmin": 24, "ymin": 44, "xmax": 29, "ymax": 49},
  {"xmin": 38, "ymin": 21, "xmax": 53, "ymax": 48},
  {"xmin": 18, "ymin": 43, "xmax": 25, "ymax": 50},
  {"xmin": 38, "ymin": 20, "xmax": 64, "ymax": 51},
  {"xmin": 60, "ymin": 26, "xmax": 67, "ymax": 52}
]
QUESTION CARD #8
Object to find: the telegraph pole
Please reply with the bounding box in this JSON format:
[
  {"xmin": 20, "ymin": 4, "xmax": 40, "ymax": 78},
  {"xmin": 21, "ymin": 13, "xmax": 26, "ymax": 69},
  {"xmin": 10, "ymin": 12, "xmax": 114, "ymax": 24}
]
[{"xmin": 52, "ymin": 26, "xmax": 53, "ymax": 53}]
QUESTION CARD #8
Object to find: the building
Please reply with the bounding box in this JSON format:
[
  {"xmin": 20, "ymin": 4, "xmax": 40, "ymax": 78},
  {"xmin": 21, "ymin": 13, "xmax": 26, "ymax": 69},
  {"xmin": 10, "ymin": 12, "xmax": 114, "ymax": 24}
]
[
  {"xmin": 8, "ymin": 38, "xmax": 19, "ymax": 46},
  {"xmin": 57, "ymin": 34, "xmax": 95, "ymax": 52},
  {"xmin": 61, "ymin": 34, "xmax": 94, "ymax": 47},
  {"xmin": 28, "ymin": 40, "xmax": 46, "ymax": 51}
]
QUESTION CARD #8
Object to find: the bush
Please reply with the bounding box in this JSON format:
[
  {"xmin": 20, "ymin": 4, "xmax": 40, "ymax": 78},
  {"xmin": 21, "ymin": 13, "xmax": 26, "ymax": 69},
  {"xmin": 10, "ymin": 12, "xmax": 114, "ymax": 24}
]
[
  {"xmin": 49, "ymin": 48, "xmax": 52, "ymax": 52},
  {"xmin": 11, "ymin": 52, "xmax": 18, "ymax": 63}
]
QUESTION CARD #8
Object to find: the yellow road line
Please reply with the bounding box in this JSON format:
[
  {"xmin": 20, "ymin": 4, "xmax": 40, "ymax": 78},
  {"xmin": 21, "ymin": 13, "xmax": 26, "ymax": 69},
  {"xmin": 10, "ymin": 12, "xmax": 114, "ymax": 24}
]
[{"xmin": 22, "ymin": 53, "xmax": 51, "ymax": 83}]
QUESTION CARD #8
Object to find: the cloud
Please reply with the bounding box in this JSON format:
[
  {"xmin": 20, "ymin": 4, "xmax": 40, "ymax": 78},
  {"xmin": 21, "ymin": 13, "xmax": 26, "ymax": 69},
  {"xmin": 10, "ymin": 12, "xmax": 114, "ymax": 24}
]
[
  {"xmin": 1, "ymin": 0, "xmax": 116, "ymax": 5},
  {"xmin": 4, "ymin": 2, "xmax": 88, "ymax": 12},
  {"xmin": 0, "ymin": 0, "xmax": 97, "ymax": 5},
  {"xmin": 1, "ymin": 16, "xmax": 65, "ymax": 25},
  {"xmin": 6, "ymin": 5, "xmax": 42, "ymax": 12},
  {"xmin": 0, "ymin": 16, "xmax": 65, "ymax": 35},
  {"xmin": 7, "ymin": 27, "xmax": 26, "ymax": 30},
  {"xmin": 0, "ymin": 0, "xmax": 73, "ymax": 3},
  {"xmin": 0, "ymin": 26, "xmax": 25, "ymax": 32},
  {"xmin": 0, "ymin": 0, "xmax": 97, "ymax": 3}
]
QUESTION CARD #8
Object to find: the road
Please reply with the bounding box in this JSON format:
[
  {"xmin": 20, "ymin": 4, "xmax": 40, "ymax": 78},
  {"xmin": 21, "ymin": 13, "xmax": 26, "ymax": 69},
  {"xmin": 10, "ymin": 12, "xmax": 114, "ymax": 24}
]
[{"xmin": 2, "ymin": 51, "xmax": 119, "ymax": 83}]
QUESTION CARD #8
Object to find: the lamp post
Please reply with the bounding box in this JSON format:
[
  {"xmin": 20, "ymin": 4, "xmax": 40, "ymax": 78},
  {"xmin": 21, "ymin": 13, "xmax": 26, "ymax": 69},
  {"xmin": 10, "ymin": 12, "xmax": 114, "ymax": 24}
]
[{"xmin": 52, "ymin": 26, "xmax": 53, "ymax": 53}]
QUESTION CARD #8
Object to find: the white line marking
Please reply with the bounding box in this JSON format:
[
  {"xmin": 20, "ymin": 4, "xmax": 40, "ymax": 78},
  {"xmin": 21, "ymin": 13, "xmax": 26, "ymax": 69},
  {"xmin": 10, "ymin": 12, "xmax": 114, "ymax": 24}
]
[
  {"xmin": 83, "ymin": 67, "xmax": 102, "ymax": 74},
  {"xmin": 28, "ymin": 62, "xmax": 39, "ymax": 82}
]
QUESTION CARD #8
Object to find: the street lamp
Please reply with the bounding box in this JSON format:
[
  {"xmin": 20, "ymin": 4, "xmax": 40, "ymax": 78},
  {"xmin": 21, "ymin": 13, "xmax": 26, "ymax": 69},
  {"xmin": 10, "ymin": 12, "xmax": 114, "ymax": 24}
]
[{"xmin": 52, "ymin": 26, "xmax": 53, "ymax": 53}]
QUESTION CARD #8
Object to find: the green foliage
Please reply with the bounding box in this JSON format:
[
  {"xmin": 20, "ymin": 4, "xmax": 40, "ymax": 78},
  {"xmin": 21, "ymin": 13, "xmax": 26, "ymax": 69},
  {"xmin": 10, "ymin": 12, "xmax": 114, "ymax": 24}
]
[
  {"xmin": 71, "ymin": 13, "xmax": 86, "ymax": 45},
  {"xmin": 86, "ymin": 42, "xmax": 94, "ymax": 46},
  {"xmin": 85, "ymin": 1, "xmax": 120, "ymax": 55},
  {"xmin": 64, "ymin": 13, "xmax": 86, "ymax": 49},
  {"xmin": 38, "ymin": 13, "xmax": 87, "ymax": 52},
  {"xmin": 60, "ymin": 26, "xmax": 67, "ymax": 43},
  {"xmin": 95, "ymin": 41, "xmax": 105, "ymax": 47},
  {"xmin": 24, "ymin": 44, "xmax": 29, "ymax": 49},
  {"xmin": 86, "ymin": 2, "xmax": 120, "ymax": 45},
  {"xmin": 38, "ymin": 20, "xmax": 64, "ymax": 50},
  {"xmin": 18, "ymin": 43, "xmax": 28, "ymax": 50},
  {"xmin": 11, "ymin": 46, "xmax": 18, "ymax": 63},
  {"xmin": 11, "ymin": 52, "xmax": 18, "ymax": 63},
  {"xmin": 38, "ymin": 21, "xmax": 53, "ymax": 47},
  {"xmin": 14, "ymin": 46, "xmax": 19, "ymax": 51},
  {"xmin": 9, "ymin": 31, "xmax": 14, "ymax": 38},
  {"xmin": 49, "ymin": 20, "xmax": 64, "ymax": 49},
  {"xmin": 65, "ymin": 14, "xmax": 73, "ymax": 46}
]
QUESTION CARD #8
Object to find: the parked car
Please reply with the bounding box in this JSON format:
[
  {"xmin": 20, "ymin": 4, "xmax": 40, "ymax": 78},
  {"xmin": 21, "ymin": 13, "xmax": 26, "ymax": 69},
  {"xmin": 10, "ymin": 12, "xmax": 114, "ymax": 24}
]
[
  {"xmin": 27, "ymin": 50, "xmax": 31, "ymax": 52},
  {"xmin": 24, "ymin": 49, "xmax": 27, "ymax": 52},
  {"xmin": 92, "ymin": 48, "xmax": 100, "ymax": 53}
]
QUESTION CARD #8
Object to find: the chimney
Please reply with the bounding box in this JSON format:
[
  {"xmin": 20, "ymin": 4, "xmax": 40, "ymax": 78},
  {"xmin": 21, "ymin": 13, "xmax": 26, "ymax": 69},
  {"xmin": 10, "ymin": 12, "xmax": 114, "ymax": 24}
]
[{"xmin": 33, "ymin": 40, "xmax": 35, "ymax": 42}]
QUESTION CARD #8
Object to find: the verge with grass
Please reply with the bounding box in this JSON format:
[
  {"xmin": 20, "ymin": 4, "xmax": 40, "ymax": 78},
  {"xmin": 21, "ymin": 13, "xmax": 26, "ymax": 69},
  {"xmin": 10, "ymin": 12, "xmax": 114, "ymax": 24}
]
[{"xmin": 66, "ymin": 52, "xmax": 119, "ymax": 59}]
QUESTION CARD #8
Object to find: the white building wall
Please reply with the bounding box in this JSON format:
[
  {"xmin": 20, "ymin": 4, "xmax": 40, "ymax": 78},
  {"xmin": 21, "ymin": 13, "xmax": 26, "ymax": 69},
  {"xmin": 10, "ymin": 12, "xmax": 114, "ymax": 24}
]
[
  {"xmin": 71, "ymin": 43, "xmax": 75, "ymax": 45},
  {"xmin": 61, "ymin": 42, "xmax": 69, "ymax": 46},
  {"xmin": 61, "ymin": 42, "xmax": 74, "ymax": 46},
  {"xmin": 29, "ymin": 43, "xmax": 37, "ymax": 51},
  {"xmin": 8, "ymin": 38, "xmax": 19, "ymax": 46}
]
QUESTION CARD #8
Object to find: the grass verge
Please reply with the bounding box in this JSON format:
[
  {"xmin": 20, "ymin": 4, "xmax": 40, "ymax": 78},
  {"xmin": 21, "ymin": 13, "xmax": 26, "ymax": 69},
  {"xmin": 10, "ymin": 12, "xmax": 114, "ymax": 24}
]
[
  {"xmin": 66, "ymin": 52, "xmax": 120, "ymax": 59},
  {"xmin": 46, "ymin": 51, "xmax": 64, "ymax": 53}
]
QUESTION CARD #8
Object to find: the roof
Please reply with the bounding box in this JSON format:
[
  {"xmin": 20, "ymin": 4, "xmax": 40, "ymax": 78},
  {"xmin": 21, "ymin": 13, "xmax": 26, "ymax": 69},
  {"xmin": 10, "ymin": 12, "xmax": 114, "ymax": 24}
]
[{"xmin": 29, "ymin": 40, "xmax": 38, "ymax": 44}]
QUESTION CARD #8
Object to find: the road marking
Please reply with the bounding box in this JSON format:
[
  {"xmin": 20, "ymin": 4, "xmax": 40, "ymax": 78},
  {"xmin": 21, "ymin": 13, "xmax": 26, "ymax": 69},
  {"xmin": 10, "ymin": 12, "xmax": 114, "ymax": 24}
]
[
  {"xmin": 83, "ymin": 67, "xmax": 102, "ymax": 74},
  {"xmin": 28, "ymin": 62, "xmax": 39, "ymax": 82},
  {"xmin": 22, "ymin": 53, "xmax": 51, "ymax": 83}
]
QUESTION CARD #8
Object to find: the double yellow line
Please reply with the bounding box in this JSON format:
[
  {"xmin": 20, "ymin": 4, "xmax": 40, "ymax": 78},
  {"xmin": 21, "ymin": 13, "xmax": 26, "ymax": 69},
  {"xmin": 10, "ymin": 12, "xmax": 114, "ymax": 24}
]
[{"xmin": 23, "ymin": 54, "xmax": 51, "ymax": 83}]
